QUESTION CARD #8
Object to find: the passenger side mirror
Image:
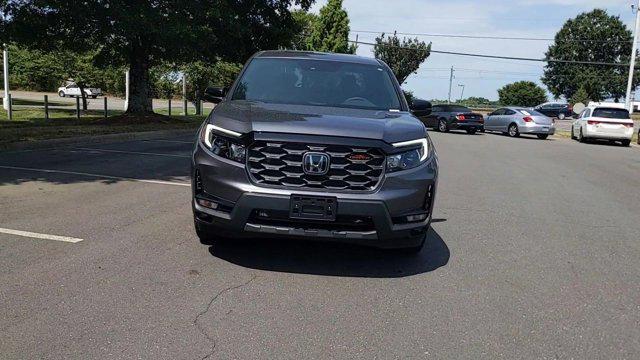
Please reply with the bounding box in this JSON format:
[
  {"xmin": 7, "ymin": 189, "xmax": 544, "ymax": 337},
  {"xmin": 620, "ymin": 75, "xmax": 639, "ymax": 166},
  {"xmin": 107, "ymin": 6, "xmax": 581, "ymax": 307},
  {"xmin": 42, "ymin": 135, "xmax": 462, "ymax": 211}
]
[
  {"xmin": 203, "ymin": 86, "xmax": 226, "ymax": 103},
  {"xmin": 410, "ymin": 99, "xmax": 432, "ymax": 117}
]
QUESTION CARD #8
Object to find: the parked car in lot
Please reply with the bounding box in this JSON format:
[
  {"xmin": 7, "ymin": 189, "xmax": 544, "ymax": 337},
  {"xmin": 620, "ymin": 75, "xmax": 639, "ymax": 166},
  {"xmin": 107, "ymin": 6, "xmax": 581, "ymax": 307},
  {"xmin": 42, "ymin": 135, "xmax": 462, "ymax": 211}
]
[
  {"xmin": 58, "ymin": 80, "xmax": 103, "ymax": 98},
  {"xmin": 534, "ymin": 102, "xmax": 573, "ymax": 120},
  {"xmin": 419, "ymin": 104, "xmax": 484, "ymax": 134},
  {"xmin": 192, "ymin": 51, "xmax": 438, "ymax": 253},
  {"xmin": 485, "ymin": 107, "xmax": 555, "ymax": 139},
  {"xmin": 571, "ymin": 106, "xmax": 634, "ymax": 147}
]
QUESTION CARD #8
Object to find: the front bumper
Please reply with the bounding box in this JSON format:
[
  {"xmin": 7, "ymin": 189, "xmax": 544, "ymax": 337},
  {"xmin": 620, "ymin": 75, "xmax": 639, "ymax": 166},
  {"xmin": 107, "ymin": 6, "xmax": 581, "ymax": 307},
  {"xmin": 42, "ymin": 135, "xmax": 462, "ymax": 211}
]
[{"xmin": 192, "ymin": 139, "xmax": 438, "ymax": 249}]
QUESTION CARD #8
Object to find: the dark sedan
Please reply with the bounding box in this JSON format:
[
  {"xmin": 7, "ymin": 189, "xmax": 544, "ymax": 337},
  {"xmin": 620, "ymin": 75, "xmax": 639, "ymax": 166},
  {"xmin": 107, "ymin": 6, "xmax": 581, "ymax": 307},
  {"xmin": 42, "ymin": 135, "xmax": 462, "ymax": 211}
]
[
  {"xmin": 419, "ymin": 104, "xmax": 484, "ymax": 134},
  {"xmin": 534, "ymin": 102, "xmax": 573, "ymax": 120}
]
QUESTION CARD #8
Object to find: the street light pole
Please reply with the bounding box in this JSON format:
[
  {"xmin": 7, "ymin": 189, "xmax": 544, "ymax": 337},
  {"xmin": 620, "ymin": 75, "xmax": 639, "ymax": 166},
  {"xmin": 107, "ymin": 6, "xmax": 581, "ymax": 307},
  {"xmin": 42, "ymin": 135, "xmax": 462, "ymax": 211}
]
[
  {"xmin": 448, "ymin": 66, "xmax": 455, "ymax": 104},
  {"xmin": 458, "ymin": 84, "xmax": 466, "ymax": 102},
  {"xmin": 3, "ymin": 45, "xmax": 9, "ymax": 111},
  {"xmin": 625, "ymin": 0, "xmax": 640, "ymax": 112},
  {"xmin": 124, "ymin": 70, "xmax": 130, "ymax": 111}
]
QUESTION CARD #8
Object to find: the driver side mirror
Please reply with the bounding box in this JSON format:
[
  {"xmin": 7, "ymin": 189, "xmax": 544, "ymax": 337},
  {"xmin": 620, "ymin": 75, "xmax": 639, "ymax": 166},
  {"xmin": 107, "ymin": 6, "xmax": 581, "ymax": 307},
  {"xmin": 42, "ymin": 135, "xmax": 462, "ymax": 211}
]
[
  {"xmin": 410, "ymin": 99, "xmax": 432, "ymax": 117},
  {"xmin": 203, "ymin": 86, "xmax": 226, "ymax": 103}
]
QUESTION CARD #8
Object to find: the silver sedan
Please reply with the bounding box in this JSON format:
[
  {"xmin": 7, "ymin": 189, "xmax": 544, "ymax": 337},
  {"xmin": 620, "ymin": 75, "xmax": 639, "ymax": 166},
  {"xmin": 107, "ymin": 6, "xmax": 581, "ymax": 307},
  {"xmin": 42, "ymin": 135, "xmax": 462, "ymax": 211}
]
[{"xmin": 485, "ymin": 107, "xmax": 555, "ymax": 139}]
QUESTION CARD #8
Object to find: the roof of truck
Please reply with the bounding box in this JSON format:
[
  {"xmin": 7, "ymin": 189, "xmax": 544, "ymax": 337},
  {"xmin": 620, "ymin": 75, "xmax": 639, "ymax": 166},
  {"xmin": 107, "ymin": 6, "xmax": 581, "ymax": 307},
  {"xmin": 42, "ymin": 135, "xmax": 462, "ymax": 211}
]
[{"xmin": 255, "ymin": 50, "xmax": 382, "ymax": 66}]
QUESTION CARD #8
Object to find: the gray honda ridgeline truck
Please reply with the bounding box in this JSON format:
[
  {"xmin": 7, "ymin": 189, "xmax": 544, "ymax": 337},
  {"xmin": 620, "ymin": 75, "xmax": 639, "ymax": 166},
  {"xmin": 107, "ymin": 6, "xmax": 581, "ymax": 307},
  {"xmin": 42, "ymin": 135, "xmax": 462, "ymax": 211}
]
[{"xmin": 192, "ymin": 51, "xmax": 438, "ymax": 253}]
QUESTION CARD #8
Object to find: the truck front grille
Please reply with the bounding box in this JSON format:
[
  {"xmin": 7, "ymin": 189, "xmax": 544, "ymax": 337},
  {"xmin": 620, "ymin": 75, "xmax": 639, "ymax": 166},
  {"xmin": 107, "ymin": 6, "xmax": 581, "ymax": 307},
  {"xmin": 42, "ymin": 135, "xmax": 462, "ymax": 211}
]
[{"xmin": 247, "ymin": 141, "xmax": 385, "ymax": 191}]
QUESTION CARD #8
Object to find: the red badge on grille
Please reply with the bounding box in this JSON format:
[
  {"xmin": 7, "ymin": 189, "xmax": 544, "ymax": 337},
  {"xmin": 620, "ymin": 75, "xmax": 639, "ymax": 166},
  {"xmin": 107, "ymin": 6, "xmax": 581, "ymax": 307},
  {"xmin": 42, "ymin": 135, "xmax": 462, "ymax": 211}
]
[{"xmin": 347, "ymin": 153, "xmax": 372, "ymax": 161}]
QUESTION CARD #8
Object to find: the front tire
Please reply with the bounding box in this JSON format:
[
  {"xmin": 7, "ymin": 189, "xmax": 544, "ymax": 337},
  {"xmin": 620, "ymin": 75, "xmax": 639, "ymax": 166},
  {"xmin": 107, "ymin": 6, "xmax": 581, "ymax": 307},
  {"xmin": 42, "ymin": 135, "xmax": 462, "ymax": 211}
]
[
  {"xmin": 438, "ymin": 119, "xmax": 449, "ymax": 133},
  {"xmin": 58, "ymin": 91, "xmax": 65, "ymax": 98},
  {"xmin": 537, "ymin": 134, "xmax": 549, "ymax": 140},
  {"xmin": 558, "ymin": 113, "xmax": 566, "ymax": 120},
  {"xmin": 508, "ymin": 123, "xmax": 520, "ymax": 137},
  {"xmin": 571, "ymin": 127, "xmax": 576, "ymax": 140},
  {"xmin": 194, "ymin": 219, "xmax": 230, "ymax": 246},
  {"xmin": 395, "ymin": 236, "xmax": 425, "ymax": 255},
  {"xmin": 621, "ymin": 139, "xmax": 631, "ymax": 147}
]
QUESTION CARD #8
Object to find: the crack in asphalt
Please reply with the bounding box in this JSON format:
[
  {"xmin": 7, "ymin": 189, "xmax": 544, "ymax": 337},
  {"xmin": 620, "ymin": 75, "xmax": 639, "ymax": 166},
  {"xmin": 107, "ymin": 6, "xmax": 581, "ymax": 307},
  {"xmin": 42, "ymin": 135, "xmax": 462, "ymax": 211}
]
[{"xmin": 194, "ymin": 273, "xmax": 257, "ymax": 360}]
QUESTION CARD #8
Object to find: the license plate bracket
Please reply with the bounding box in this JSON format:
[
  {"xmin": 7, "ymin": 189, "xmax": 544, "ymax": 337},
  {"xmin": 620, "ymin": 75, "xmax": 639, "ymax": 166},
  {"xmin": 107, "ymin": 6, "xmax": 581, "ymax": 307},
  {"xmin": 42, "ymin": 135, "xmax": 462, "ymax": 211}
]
[{"xmin": 290, "ymin": 195, "xmax": 337, "ymax": 221}]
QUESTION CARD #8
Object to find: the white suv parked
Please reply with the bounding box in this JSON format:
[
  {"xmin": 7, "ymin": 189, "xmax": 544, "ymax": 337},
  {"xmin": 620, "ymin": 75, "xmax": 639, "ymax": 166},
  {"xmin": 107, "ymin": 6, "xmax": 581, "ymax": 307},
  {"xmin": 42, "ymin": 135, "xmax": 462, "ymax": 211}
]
[{"xmin": 571, "ymin": 106, "xmax": 634, "ymax": 147}]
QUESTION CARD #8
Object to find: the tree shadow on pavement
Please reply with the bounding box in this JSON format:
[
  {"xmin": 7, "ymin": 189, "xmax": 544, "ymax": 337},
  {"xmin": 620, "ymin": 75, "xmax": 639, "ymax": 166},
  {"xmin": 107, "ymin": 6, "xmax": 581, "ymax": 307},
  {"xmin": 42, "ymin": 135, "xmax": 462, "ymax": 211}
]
[{"xmin": 208, "ymin": 227, "xmax": 450, "ymax": 278}]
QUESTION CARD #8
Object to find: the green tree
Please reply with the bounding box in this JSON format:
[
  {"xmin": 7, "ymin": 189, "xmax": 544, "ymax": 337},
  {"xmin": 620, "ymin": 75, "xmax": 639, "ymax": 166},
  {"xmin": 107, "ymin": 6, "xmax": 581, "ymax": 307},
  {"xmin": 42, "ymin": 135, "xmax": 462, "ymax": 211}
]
[
  {"xmin": 5, "ymin": 0, "xmax": 314, "ymax": 115},
  {"xmin": 183, "ymin": 61, "xmax": 242, "ymax": 114},
  {"xmin": 498, "ymin": 81, "xmax": 547, "ymax": 107},
  {"xmin": 307, "ymin": 0, "xmax": 356, "ymax": 54},
  {"xmin": 290, "ymin": 10, "xmax": 318, "ymax": 50},
  {"xmin": 374, "ymin": 33, "xmax": 431, "ymax": 84},
  {"xmin": 569, "ymin": 86, "xmax": 590, "ymax": 106},
  {"xmin": 542, "ymin": 9, "xmax": 639, "ymax": 102},
  {"xmin": 5, "ymin": 45, "xmax": 126, "ymax": 100}
]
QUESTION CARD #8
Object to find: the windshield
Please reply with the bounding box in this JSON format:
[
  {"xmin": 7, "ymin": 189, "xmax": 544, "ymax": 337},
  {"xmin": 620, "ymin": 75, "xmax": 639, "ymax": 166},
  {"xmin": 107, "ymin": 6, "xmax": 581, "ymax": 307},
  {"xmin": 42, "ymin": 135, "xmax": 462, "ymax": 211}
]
[
  {"xmin": 232, "ymin": 58, "xmax": 402, "ymax": 111},
  {"xmin": 592, "ymin": 108, "xmax": 630, "ymax": 119}
]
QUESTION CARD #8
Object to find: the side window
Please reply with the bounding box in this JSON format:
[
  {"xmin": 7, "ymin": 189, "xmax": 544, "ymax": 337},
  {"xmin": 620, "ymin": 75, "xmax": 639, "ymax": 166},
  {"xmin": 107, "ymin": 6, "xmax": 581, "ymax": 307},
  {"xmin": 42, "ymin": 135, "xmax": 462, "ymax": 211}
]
[
  {"xmin": 432, "ymin": 106, "xmax": 442, "ymax": 112},
  {"xmin": 582, "ymin": 109, "xmax": 591, "ymax": 118},
  {"xmin": 505, "ymin": 109, "xmax": 516, "ymax": 115},
  {"xmin": 492, "ymin": 108, "xmax": 504, "ymax": 116}
]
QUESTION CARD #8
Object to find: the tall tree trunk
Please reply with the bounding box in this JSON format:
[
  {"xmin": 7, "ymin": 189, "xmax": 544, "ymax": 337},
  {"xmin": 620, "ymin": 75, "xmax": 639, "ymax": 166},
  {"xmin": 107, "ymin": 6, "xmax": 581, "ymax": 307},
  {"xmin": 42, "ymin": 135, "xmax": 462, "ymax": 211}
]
[
  {"xmin": 126, "ymin": 44, "xmax": 153, "ymax": 114},
  {"xmin": 78, "ymin": 83, "xmax": 88, "ymax": 111}
]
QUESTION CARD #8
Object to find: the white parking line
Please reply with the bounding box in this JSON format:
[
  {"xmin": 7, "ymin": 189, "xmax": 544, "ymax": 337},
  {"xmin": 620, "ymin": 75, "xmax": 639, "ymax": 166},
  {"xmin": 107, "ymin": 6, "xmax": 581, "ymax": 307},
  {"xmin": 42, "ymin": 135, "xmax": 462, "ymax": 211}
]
[
  {"xmin": 0, "ymin": 165, "xmax": 191, "ymax": 187},
  {"xmin": 0, "ymin": 227, "xmax": 83, "ymax": 243},
  {"xmin": 74, "ymin": 147, "xmax": 190, "ymax": 158}
]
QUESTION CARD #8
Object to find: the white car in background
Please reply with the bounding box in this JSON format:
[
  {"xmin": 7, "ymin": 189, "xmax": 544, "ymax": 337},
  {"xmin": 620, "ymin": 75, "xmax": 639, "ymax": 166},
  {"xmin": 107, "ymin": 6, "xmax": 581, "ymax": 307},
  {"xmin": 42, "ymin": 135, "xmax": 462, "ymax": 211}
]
[
  {"xmin": 571, "ymin": 106, "xmax": 634, "ymax": 147},
  {"xmin": 57, "ymin": 80, "xmax": 103, "ymax": 99}
]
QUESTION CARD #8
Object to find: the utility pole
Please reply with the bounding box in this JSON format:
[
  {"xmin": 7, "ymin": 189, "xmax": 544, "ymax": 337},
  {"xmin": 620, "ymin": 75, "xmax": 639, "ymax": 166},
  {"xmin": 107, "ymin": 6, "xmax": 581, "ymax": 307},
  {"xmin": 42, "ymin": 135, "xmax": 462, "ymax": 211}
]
[
  {"xmin": 448, "ymin": 66, "xmax": 455, "ymax": 104},
  {"xmin": 3, "ymin": 45, "xmax": 9, "ymax": 111},
  {"xmin": 625, "ymin": 0, "xmax": 640, "ymax": 112},
  {"xmin": 458, "ymin": 84, "xmax": 466, "ymax": 102}
]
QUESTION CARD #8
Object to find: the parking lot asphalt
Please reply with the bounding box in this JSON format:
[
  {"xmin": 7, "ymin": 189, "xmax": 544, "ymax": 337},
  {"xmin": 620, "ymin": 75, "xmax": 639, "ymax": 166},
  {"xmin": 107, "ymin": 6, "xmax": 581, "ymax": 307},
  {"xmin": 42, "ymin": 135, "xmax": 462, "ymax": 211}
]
[{"xmin": 1, "ymin": 130, "xmax": 639, "ymax": 359}]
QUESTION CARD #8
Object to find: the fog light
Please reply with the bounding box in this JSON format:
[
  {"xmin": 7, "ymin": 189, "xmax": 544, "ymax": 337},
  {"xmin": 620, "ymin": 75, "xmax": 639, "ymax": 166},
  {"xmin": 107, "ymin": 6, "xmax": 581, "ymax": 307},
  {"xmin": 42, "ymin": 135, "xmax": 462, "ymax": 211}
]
[
  {"xmin": 197, "ymin": 198, "xmax": 219, "ymax": 210},
  {"xmin": 406, "ymin": 213, "xmax": 428, "ymax": 223}
]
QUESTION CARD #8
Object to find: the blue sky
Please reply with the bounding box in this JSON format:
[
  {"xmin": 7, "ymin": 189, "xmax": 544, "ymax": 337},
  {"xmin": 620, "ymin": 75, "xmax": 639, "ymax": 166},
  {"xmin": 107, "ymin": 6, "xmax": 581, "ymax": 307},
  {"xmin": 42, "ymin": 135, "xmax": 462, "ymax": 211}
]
[{"xmin": 309, "ymin": 0, "xmax": 634, "ymax": 101}]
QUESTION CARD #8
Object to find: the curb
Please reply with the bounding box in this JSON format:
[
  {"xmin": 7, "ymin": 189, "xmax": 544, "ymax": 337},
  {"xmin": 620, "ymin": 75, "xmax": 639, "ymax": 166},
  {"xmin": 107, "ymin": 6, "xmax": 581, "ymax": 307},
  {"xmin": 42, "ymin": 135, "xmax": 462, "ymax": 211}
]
[{"xmin": 0, "ymin": 128, "xmax": 198, "ymax": 152}]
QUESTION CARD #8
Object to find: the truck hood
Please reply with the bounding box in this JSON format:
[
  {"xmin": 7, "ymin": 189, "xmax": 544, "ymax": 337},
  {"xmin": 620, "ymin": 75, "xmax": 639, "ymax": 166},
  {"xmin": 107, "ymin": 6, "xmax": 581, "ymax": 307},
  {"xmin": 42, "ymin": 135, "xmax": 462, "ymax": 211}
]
[{"xmin": 208, "ymin": 101, "xmax": 427, "ymax": 143}]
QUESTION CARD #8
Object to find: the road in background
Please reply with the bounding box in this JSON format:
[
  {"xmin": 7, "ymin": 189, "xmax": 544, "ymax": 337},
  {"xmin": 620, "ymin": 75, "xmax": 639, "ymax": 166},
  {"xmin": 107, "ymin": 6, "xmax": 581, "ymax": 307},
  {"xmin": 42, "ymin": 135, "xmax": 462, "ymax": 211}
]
[
  {"xmin": 5, "ymin": 90, "xmax": 215, "ymax": 112},
  {"xmin": 0, "ymin": 132, "xmax": 639, "ymax": 359}
]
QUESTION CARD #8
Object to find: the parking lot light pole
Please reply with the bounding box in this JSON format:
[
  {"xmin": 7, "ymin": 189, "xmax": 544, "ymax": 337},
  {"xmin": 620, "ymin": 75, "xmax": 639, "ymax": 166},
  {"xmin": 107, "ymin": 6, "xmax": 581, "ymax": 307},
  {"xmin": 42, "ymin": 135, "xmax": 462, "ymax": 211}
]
[
  {"xmin": 182, "ymin": 75, "xmax": 187, "ymax": 116},
  {"xmin": 448, "ymin": 66, "xmax": 455, "ymax": 104},
  {"xmin": 124, "ymin": 70, "xmax": 130, "ymax": 111},
  {"xmin": 104, "ymin": 97, "xmax": 108, "ymax": 119},
  {"xmin": 625, "ymin": 0, "xmax": 640, "ymax": 112},
  {"xmin": 3, "ymin": 45, "xmax": 9, "ymax": 111}
]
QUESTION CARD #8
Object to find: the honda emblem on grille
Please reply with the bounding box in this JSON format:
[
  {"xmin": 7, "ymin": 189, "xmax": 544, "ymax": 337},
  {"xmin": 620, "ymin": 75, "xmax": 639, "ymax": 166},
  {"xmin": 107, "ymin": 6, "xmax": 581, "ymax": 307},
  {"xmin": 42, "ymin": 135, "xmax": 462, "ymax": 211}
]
[{"xmin": 302, "ymin": 152, "xmax": 330, "ymax": 175}]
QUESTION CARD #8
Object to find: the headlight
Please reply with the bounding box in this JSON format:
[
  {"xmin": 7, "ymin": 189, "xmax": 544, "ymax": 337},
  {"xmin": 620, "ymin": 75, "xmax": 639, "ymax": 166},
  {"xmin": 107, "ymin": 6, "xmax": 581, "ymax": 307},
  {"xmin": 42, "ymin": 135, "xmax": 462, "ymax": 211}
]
[
  {"xmin": 199, "ymin": 124, "xmax": 246, "ymax": 163},
  {"xmin": 387, "ymin": 138, "xmax": 429, "ymax": 172}
]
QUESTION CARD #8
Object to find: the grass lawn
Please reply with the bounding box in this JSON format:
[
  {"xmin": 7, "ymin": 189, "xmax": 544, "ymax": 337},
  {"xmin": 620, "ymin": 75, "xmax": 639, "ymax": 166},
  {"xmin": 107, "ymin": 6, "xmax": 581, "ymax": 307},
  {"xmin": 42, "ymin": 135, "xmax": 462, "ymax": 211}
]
[{"xmin": 0, "ymin": 108, "xmax": 205, "ymax": 147}]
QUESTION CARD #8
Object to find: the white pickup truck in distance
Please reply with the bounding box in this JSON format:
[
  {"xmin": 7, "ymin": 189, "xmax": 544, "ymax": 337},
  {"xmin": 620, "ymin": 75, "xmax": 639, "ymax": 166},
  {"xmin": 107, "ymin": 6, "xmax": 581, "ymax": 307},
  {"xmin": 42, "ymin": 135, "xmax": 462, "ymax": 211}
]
[{"xmin": 58, "ymin": 81, "xmax": 103, "ymax": 98}]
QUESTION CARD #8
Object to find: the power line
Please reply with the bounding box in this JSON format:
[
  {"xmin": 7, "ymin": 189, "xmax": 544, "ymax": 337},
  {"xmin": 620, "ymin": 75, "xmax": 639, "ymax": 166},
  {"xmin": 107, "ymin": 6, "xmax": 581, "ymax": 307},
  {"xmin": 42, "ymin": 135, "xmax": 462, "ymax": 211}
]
[
  {"xmin": 352, "ymin": 39, "xmax": 634, "ymax": 67},
  {"xmin": 351, "ymin": 30, "xmax": 634, "ymax": 44}
]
